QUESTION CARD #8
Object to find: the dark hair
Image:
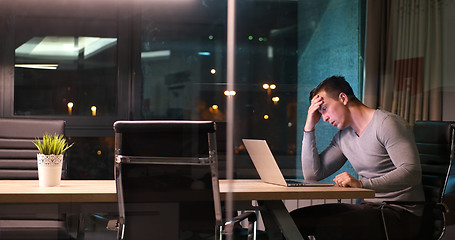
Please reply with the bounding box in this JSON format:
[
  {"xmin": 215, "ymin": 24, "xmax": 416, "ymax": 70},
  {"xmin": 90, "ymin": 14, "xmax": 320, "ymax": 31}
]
[{"xmin": 309, "ymin": 76, "xmax": 358, "ymax": 103}]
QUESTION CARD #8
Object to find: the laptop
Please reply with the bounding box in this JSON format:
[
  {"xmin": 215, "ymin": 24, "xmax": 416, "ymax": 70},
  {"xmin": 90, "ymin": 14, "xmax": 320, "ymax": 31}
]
[{"xmin": 242, "ymin": 139, "xmax": 333, "ymax": 187}]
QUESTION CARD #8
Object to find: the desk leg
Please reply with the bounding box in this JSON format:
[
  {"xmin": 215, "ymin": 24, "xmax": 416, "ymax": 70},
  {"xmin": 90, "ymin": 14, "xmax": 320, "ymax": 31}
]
[
  {"xmin": 258, "ymin": 200, "xmax": 305, "ymax": 240},
  {"xmin": 77, "ymin": 213, "xmax": 85, "ymax": 240}
]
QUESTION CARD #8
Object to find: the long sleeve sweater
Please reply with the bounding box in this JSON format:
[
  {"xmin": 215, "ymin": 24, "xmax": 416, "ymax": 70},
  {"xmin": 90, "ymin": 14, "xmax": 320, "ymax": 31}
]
[{"xmin": 301, "ymin": 110, "xmax": 424, "ymax": 215}]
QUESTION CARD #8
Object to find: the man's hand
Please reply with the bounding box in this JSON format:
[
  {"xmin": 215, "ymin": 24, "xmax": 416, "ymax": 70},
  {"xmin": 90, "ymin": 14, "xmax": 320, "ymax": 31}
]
[
  {"xmin": 333, "ymin": 172, "xmax": 362, "ymax": 188},
  {"xmin": 304, "ymin": 95, "xmax": 323, "ymax": 132}
]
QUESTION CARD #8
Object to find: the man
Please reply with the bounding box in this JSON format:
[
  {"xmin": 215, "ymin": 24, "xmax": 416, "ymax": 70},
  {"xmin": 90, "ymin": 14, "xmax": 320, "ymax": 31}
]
[{"xmin": 290, "ymin": 76, "xmax": 424, "ymax": 240}]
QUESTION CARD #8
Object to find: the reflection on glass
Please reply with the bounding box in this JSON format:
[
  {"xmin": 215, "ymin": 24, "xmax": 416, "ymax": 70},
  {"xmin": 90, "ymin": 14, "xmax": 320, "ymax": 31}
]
[
  {"xmin": 140, "ymin": 0, "xmax": 227, "ymax": 121},
  {"xmin": 91, "ymin": 106, "xmax": 97, "ymax": 116},
  {"xmin": 66, "ymin": 137, "xmax": 115, "ymax": 179},
  {"xmin": 14, "ymin": 35, "xmax": 118, "ymax": 116},
  {"xmin": 15, "ymin": 36, "xmax": 117, "ymax": 61},
  {"xmin": 3, "ymin": 0, "xmax": 366, "ymax": 183},
  {"xmin": 67, "ymin": 102, "xmax": 73, "ymax": 115},
  {"xmin": 139, "ymin": 0, "xmax": 298, "ymax": 179}
]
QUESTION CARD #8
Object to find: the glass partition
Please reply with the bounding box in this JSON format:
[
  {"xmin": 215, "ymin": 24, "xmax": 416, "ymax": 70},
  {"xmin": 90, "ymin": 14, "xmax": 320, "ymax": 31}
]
[
  {"xmin": 138, "ymin": 0, "xmax": 298, "ymax": 179},
  {"xmin": 0, "ymin": 0, "xmax": 367, "ymax": 238},
  {"xmin": 14, "ymin": 17, "xmax": 118, "ymax": 117},
  {"xmin": 2, "ymin": 0, "xmax": 365, "ymax": 181},
  {"xmin": 139, "ymin": 1, "xmax": 227, "ymax": 120},
  {"xmin": 6, "ymin": 1, "xmax": 125, "ymax": 179}
]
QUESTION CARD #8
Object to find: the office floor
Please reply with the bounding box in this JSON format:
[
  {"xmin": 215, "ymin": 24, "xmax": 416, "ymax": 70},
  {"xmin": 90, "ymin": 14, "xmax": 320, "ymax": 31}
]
[{"xmin": 70, "ymin": 214, "xmax": 269, "ymax": 240}]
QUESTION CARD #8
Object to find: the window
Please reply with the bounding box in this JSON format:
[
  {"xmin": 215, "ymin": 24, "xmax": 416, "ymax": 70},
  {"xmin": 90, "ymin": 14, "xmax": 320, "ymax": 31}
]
[
  {"xmin": 15, "ymin": 35, "xmax": 118, "ymax": 116},
  {"xmin": 138, "ymin": 1, "xmax": 228, "ymax": 120},
  {"xmin": 0, "ymin": 0, "xmax": 365, "ymax": 180},
  {"xmin": 6, "ymin": 2, "xmax": 126, "ymax": 179},
  {"xmin": 138, "ymin": 0, "xmax": 298, "ymax": 178}
]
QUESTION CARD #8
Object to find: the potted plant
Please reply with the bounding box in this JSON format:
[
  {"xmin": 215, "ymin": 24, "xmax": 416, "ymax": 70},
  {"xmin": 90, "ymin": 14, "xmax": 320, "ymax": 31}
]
[{"xmin": 33, "ymin": 133, "xmax": 73, "ymax": 187}]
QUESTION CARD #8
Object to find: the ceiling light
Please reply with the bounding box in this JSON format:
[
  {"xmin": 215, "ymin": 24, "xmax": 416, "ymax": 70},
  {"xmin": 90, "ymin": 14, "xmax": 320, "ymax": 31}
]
[
  {"xmin": 141, "ymin": 50, "xmax": 171, "ymax": 60},
  {"xmin": 14, "ymin": 64, "xmax": 58, "ymax": 70},
  {"xmin": 224, "ymin": 90, "xmax": 236, "ymax": 96},
  {"xmin": 15, "ymin": 36, "xmax": 117, "ymax": 60}
]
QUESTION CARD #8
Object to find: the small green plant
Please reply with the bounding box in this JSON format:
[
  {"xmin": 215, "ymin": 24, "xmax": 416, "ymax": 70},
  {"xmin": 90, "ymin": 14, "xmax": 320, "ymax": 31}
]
[{"xmin": 33, "ymin": 133, "xmax": 74, "ymax": 155}]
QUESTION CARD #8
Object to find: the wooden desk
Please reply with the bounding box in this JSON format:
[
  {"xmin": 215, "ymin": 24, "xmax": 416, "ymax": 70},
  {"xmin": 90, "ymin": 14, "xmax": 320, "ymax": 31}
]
[
  {"xmin": 0, "ymin": 180, "xmax": 117, "ymax": 240},
  {"xmin": 0, "ymin": 179, "xmax": 374, "ymax": 240},
  {"xmin": 219, "ymin": 179, "xmax": 374, "ymax": 240},
  {"xmin": 0, "ymin": 179, "xmax": 374, "ymax": 203},
  {"xmin": 219, "ymin": 179, "xmax": 375, "ymax": 200},
  {"xmin": 0, "ymin": 180, "xmax": 116, "ymax": 203}
]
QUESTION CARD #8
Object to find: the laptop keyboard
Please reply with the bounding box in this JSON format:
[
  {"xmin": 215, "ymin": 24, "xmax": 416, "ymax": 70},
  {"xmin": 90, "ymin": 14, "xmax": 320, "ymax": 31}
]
[{"xmin": 285, "ymin": 179, "xmax": 305, "ymax": 186}]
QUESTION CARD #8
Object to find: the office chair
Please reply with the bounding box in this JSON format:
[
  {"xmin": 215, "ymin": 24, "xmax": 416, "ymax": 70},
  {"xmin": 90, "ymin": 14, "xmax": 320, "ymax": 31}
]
[
  {"xmin": 112, "ymin": 120, "xmax": 256, "ymax": 240},
  {"xmin": 381, "ymin": 121, "xmax": 455, "ymax": 240},
  {"xmin": 0, "ymin": 118, "xmax": 73, "ymax": 240}
]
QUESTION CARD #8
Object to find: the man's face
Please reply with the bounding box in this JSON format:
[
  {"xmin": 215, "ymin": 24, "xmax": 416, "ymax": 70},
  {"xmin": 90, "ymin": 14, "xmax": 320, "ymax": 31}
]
[{"xmin": 316, "ymin": 90, "xmax": 349, "ymax": 130}]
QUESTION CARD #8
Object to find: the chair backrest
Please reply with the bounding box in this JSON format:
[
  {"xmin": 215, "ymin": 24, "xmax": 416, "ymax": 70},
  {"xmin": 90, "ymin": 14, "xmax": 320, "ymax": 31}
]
[
  {"xmin": 0, "ymin": 118, "xmax": 66, "ymax": 179},
  {"xmin": 413, "ymin": 121, "xmax": 455, "ymax": 240},
  {"xmin": 113, "ymin": 120, "xmax": 222, "ymax": 240}
]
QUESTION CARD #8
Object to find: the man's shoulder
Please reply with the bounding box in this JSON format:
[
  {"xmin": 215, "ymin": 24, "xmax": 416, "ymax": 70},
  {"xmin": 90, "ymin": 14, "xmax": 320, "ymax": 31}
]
[
  {"xmin": 374, "ymin": 110, "xmax": 407, "ymax": 125},
  {"xmin": 375, "ymin": 109, "xmax": 397, "ymax": 119},
  {"xmin": 373, "ymin": 110, "xmax": 411, "ymax": 137}
]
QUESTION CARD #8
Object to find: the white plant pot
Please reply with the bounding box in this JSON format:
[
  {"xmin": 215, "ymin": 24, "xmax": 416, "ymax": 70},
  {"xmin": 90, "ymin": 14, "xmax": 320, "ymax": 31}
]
[{"xmin": 37, "ymin": 154, "xmax": 63, "ymax": 187}]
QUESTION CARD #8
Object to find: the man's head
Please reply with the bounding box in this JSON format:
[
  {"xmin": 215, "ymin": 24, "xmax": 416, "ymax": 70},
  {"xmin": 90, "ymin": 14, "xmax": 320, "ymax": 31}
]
[
  {"xmin": 309, "ymin": 76, "xmax": 358, "ymax": 103},
  {"xmin": 309, "ymin": 76, "xmax": 359, "ymax": 130}
]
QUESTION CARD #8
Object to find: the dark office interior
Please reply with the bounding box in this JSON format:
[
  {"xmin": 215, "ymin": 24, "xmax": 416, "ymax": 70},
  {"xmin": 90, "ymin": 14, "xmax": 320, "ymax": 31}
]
[{"xmin": 1, "ymin": 0, "xmax": 455, "ymax": 239}]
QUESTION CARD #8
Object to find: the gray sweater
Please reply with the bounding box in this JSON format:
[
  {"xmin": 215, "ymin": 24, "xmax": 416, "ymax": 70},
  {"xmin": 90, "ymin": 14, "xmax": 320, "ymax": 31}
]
[{"xmin": 302, "ymin": 110, "xmax": 424, "ymax": 215}]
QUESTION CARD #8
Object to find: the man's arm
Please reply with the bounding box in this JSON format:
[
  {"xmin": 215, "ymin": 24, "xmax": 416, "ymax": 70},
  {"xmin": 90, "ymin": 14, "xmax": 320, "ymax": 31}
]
[
  {"xmin": 301, "ymin": 130, "xmax": 347, "ymax": 181},
  {"xmin": 301, "ymin": 95, "xmax": 347, "ymax": 181}
]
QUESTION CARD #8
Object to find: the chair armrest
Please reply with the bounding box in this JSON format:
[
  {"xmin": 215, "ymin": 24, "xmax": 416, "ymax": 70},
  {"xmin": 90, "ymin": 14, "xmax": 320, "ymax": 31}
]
[
  {"xmin": 106, "ymin": 219, "xmax": 119, "ymax": 231},
  {"xmin": 380, "ymin": 201, "xmax": 449, "ymax": 213},
  {"xmin": 223, "ymin": 211, "xmax": 257, "ymax": 234},
  {"xmin": 230, "ymin": 211, "xmax": 258, "ymax": 223}
]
